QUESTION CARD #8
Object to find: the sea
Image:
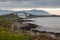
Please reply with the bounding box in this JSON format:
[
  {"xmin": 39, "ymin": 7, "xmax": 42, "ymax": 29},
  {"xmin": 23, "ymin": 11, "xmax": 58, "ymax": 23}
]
[
  {"xmin": 1, "ymin": 13, "xmax": 60, "ymax": 33},
  {"xmin": 24, "ymin": 17, "xmax": 60, "ymax": 33}
]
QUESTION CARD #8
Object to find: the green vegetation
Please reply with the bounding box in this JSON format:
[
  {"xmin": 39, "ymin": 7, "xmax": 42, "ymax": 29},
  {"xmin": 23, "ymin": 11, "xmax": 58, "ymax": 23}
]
[
  {"xmin": 0, "ymin": 19, "xmax": 12, "ymax": 28},
  {"xmin": 0, "ymin": 16, "xmax": 3, "ymax": 18},
  {"xmin": 0, "ymin": 18, "xmax": 14, "ymax": 30},
  {"xmin": 0, "ymin": 16, "xmax": 32, "ymax": 40},
  {"xmin": 0, "ymin": 16, "xmax": 60, "ymax": 40},
  {"xmin": 0, "ymin": 28, "xmax": 32, "ymax": 40}
]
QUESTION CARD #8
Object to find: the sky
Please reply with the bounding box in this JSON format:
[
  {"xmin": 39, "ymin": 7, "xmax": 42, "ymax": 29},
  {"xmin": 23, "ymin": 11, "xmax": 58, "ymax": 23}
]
[{"xmin": 0, "ymin": 0, "xmax": 60, "ymax": 15}]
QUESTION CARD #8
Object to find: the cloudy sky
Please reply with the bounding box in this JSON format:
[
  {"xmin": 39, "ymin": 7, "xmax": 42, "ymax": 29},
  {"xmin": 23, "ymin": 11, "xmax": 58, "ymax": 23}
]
[
  {"xmin": 0, "ymin": 0, "xmax": 60, "ymax": 12},
  {"xmin": 0, "ymin": 0, "xmax": 60, "ymax": 9}
]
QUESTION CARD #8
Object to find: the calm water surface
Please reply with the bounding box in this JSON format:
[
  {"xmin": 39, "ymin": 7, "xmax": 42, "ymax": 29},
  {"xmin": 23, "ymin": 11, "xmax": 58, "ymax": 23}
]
[{"xmin": 25, "ymin": 17, "xmax": 60, "ymax": 33}]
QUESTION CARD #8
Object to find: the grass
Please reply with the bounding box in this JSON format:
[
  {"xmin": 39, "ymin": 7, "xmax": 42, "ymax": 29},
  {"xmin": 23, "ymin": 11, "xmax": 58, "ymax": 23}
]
[
  {"xmin": 0, "ymin": 28, "xmax": 32, "ymax": 40},
  {"xmin": 0, "ymin": 16, "xmax": 32, "ymax": 40},
  {"xmin": 0, "ymin": 33, "xmax": 32, "ymax": 40}
]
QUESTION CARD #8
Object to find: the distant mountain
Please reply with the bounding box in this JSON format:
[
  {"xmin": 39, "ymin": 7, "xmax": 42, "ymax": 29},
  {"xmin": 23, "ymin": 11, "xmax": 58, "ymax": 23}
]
[
  {"xmin": 0, "ymin": 9, "xmax": 51, "ymax": 15},
  {"xmin": 0, "ymin": 10, "xmax": 14, "ymax": 15},
  {"xmin": 20, "ymin": 9, "xmax": 51, "ymax": 15}
]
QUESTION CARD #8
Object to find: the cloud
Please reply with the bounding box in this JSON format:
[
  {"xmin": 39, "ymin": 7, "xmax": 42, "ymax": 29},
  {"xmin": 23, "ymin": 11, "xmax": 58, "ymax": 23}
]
[{"xmin": 0, "ymin": 0, "xmax": 60, "ymax": 9}]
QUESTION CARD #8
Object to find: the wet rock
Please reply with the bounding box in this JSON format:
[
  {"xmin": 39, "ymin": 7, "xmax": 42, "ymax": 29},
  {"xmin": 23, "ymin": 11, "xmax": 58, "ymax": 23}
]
[
  {"xmin": 32, "ymin": 30, "xmax": 40, "ymax": 33},
  {"xmin": 20, "ymin": 23, "xmax": 39, "ymax": 30}
]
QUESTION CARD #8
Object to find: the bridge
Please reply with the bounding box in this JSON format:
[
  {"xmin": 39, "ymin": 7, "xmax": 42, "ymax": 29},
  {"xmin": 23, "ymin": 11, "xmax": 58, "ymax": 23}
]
[
  {"xmin": 12, "ymin": 12, "xmax": 60, "ymax": 18},
  {"xmin": 11, "ymin": 11, "xmax": 32, "ymax": 18}
]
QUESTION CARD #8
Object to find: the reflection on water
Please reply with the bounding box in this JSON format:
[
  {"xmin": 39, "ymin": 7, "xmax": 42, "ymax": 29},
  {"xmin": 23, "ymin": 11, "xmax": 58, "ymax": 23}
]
[{"xmin": 24, "ymin": 17, "xmax": 60, "ymax": 33}]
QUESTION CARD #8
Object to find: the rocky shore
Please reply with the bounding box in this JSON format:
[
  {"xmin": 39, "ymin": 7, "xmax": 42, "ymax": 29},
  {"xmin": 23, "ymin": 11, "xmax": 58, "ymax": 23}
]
[
  {"xmin": 10, "ymin": 18, "xmax": 60, "ymax": 39},
  {"xmin": 0, "ymin": 14, "xmax": 60, "ymax": 40}
]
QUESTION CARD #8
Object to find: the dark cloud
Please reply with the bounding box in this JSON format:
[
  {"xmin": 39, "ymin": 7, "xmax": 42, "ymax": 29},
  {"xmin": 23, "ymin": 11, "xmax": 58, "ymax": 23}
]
[{"xmin": 0, "ymin": 0, "xmax": 60, "ymax": 9}]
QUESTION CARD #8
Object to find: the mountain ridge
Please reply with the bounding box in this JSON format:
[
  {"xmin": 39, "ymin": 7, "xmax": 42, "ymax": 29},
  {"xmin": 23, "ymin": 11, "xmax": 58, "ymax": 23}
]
[
  {"xmin": 0, "ymin": 9, "xmax": 51, "ymax": 15},
  {"xmin": 20, "ymin": 9, "xmax": 51, "ymax": 15}
]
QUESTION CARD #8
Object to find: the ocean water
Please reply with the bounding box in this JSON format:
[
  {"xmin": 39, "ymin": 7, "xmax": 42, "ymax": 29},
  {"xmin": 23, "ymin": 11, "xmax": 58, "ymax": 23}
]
[{"xmin": 25, "ymin": 17, "xmax": 60, "ymax": 33}]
